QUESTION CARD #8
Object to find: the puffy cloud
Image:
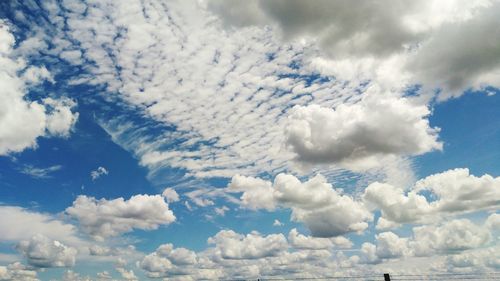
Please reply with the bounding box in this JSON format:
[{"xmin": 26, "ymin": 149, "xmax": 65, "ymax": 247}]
[
  {"xmin": 359, "ymin": 232, "xmax": 409, "ymax": 264},
  {"xmin": 485, "ymin": 213, "xmax": 500, "ymax": 230},
  {"xmin": 161, "ymin": 188, "xmax": 180, "ymax": 203},
  {"xmin": 0, "ymin": 22, "xmax": 78, "ymax": 155},
  {"xmin": 228, "ymin": 173, "xmax": 372, "ymax": 237},
  {"xmin": 411, "ymin": 219, "xmax": 491, "ymax": 256},
  {"xmin": 90, "ymin": 166, "xmax": 108, "ymax": 181},
  {"xmin": 364, "ymin": 168, "xmax": 500, "ymax": 226},
  {"xmin": 414, "ymin": 168, "xmax": 500, "ymax": 213},
  {"xmin": 0, "ymin": 206, "xmax": 81, "ymax": 246},
  {"xmin": 285, "ymin": 97, "xmax": 441, "ymax": 170},
  {"xmin": 156, "ymin": 244, "xmax": 197, "ymax": 265},
  {"xmin": 65, "ymin": 194, "xmax": 175, "ymax": 240},
  {"xmin": 208, "ymin": 230, "xmax": 287, "ymax": 259},
  {"xmin": 115, "ymin": 268, "xmax": 137, "ymax": 280},
  {"xmin": 209, "ymin": 0, "xmax": 500, "ymax": 99},
  {"xmin": 288, "ymin": 228, "xmax": 352, "ymax": 250},
  {"xmin": 16, "ymin": 235, "xmax": 77, "ymax": 268},
  {"xmin": 227, "ymin": 175, "xmax": 276, "ymax": 211},
  {"xmin": 139, "ymin": 243, "xmax": 197, "ymax": 278},
  {"xmin": 446, "ymin": 246, "xmax": 500, "ymax": 270},
  {"xmin": 375, "ymin": 232, "xmax": 409, "ymax": 259},
  {"xmin": 0, "ymin": 262, "xmax": 39, "ymax": 281}
]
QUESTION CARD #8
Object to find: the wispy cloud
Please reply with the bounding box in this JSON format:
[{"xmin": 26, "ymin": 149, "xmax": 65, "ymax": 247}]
[{"xmin": 20, "ymin": 165, "xmax": 62, "ymax": 179}]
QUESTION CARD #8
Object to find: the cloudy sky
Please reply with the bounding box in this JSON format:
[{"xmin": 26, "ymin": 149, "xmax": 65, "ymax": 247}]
[{"xmin": 0, "ymin": 0, "xmax": 499, "ymax": 280}]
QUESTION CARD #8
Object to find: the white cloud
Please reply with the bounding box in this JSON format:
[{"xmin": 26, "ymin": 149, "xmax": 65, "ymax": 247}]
[
  {"xmin": 227, "ymin": 175, "xmax": 276, "ymax": 211},
  {"xmin": 16, "ymin": 234, "xmax": 77, "ymax": 268},
  {"xmin": 227, "ymin": 173, "xmax": 372, "ymax": 237},
  {"xmin": 0, "ymin": 206, "xmax": 81, "ymax": 246},
  {"xmin": 161, "ymin": 188, "xmax": 180, "ymax": 203},
  {"xmin": 208, "ymin": 230, "xmax": 287, "ymax": 259},
  {"xmin": 375, "ymin": 232, "xmax": 409, "ymax": 260},
  {"xmin": 288, "ymin": 228, "xmax": 352, "ymax": 250},
  {"xmin": 214, "ymin": 206, "xmax": 229, "ymax": 217},
  {"xmin": 65, "ymin": 194, "xmax": 175, "ymax": 240},
  {"xmin": 285, "ymin": 96, "xmax": 442, "ymax": 170},
  {"xmin": 0, "ymin": 21, "xmax": 78, "ymax": 156},
  {"xmin": 273, "ymin": 219, "xmax": 283, "ymax": 226},
  {"xmin": 139, "ymin": 243, "xmax": 197, "ymax": 278},
  {"xmin": 90, "ymin": 166, "xmax": 108, "ymax": 181},
  {"xmin": 0, "ymin": 262, "xmax": 39, "ymax": 281},
  {"xmin": 364, "ymin": 168, "xmax": 500, "ymax": 226},
  {"xmin": 20, "ymin": 164, "xmax": 62, "ymax": 179},
  {"xmin": 46, "ymin": 0, "xmax": 400, "ymax": 183},
  {"xmin": 209, "ymin": 0, "xmax": 500, "ymax": 99},
  {"xmin": 96, "ymin": 271, "xmax": 112, "ymax": 280},
  {"xmin": 485, "ymin": 213, "xmax": 500, "ymax": 230},
  {"xmin": 411, "ymin": 219, "xmax": 491, "ymax": 256},
  {"xmin": 115, "ymin": 267, "xmax": 138, "ymax": 281}
]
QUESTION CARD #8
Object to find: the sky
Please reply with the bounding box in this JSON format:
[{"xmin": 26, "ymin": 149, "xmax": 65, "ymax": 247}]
[{"xmin": 0, "ymin": 0, "xmax": 499, "ymax": 280}]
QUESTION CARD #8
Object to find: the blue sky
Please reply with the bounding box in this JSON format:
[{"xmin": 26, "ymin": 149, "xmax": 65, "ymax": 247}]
[{"xmin": 0, "ymin": 1, "xmax": 499, "ymax": 280}]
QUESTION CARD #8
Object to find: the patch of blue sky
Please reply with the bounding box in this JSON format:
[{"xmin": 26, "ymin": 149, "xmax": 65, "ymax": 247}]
[{"xmin": 415, "ymin": 89, "xmax": 500, "ymax": 178}]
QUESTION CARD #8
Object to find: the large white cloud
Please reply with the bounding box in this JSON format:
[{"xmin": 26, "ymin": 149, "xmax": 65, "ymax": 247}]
[
  {"xmin": 208, "ymin": 230, "xmax": 288, "ymax": 260},
  {"xmin": 16, "ymin": 235, "xmax": 77, "ymax": 268},
  {"xmin": 364, "ymin": 168, "xmax": 500, "ymax": 226},
  {"xmin": 139, "ymin": 243, "xmax": 198, "ymax": 278},
  {"xmin": 65, "ymin": 194, "xmax": 175, "ymax": 240},
  {"xmin": 209, "ymin": 0, "xmax": 500, "ymax": 99},
  {"xmin": 411, "ymin": 219, "xmax": 491, "ymax": 256},
  {"xmin": 288, "ymin": 228, "xmax": 352, "ymax": 250},
  {"xmin": 228, "ymin": 173, "xmax": 372, "ymax": 237},
  {"xmin": 359, "ymin": 218, "xmax": 495, "ymax": 265},
  {"xmin": 31, "ymin": 0, "xmax": 414, "ymax": 183},
  {"xmin": 0, "ymin": 206, "xmax": 81, "ymax": 246},
  {"xmin": 0, "ymin": 21, "xmax": 78, "ymax": 156},
  {"xmin": 285, "ymin": 97, "xmax": 441, "ymax": 170}
]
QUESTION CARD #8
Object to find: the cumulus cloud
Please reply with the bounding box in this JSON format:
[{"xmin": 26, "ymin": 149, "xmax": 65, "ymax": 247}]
[
  {"xmin": 139, "ymin": 243, "xmax": 198, "ymax": 278},
  {"xmin": 0, "ymin": 206, "xmax": 81, "ymax": 245},
  {"xmin": 90, "ymin": 166, "xmax": 108, "ymax": 181},
  {"xmin": 65, "ymin": 194, "xmax": 175, "ymax": 240},
  {"xmin": 115, "ymin": 268, "xmax": 138, "ymax": 280},
  {"xmin": 16, "ymin": 235, "xmax": 77, "ymax": 268},
  {"xmin": 161, "ymin": 188, "xmax": 180, "ymax": 203},
  {"xmin": 285, "ymin": 97, "xmax": 441, "ymax": 170},
  {"xmin": 411, "ymin": 219, "xmax": 491, "ymax": 256},
  {"xmin": 0, "ymin": 262, "xmax": 38, "ymax": 281},
  {"xmin": 288, "ymin": 228, "xmax": 352, "ymax": 250},
  {"xmin": 208, "ymin": 230, "xmax": 287, "ymax": 260},
  {"xmin": 228, "ymin": 173, "xmax": 372, "ymax": 237},
  {"xmin": 209, "ymin": 0, "xmax": 500, "ymax": 99},
  {"xmin": 364, "ymin": 168, "xmax": 500, "ymax": 226},
  {"xmin": 0, "ymin": 21, "xmax": 78, "ymax": 156}
]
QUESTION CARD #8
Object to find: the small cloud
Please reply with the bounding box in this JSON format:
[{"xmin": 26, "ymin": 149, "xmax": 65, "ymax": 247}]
[
  {"xmin": 184, "ymin": 201, "xmax": 193, "ymax": 212},
  {"xmin": 90, "ymin": 166, "xmax": 108, "ymax": 181},
  {"xmin": 214, "ymin": 206, "xmax": 229, "ymax": 217},
  {"xmin": 20, "ymin": 164, "xmax": 62, "ymax": 179},
  {"xmin": 273, "ymin": 219, "xmax": 284, "ymax": 227},
  {"xmin": 161, "ymin": 188, "xmax": 180, "ymax": 203}
]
